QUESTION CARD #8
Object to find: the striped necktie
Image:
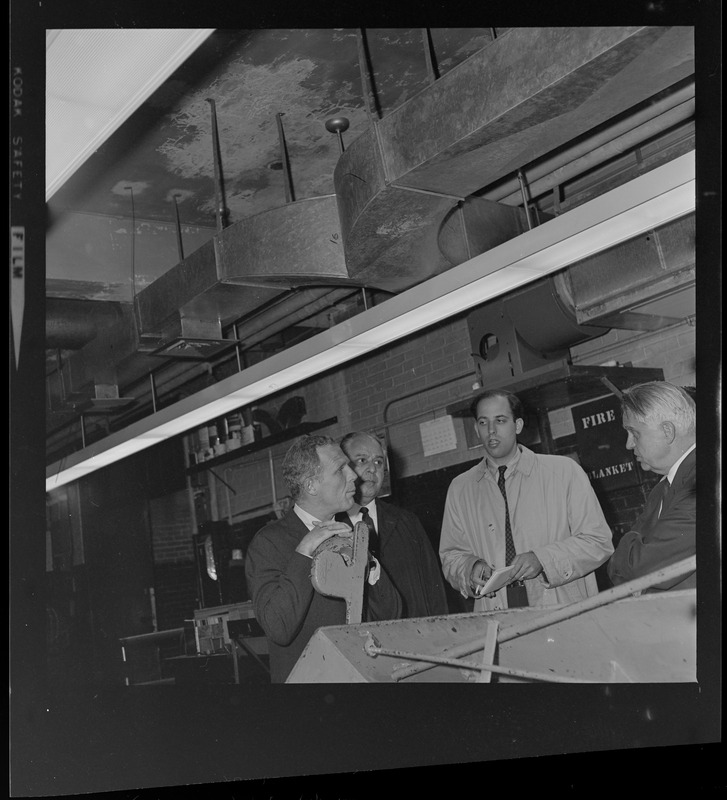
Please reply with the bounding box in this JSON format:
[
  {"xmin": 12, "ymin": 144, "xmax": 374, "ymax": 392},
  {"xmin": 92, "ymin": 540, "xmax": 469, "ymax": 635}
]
[
  {"xmin": 497, "ymin": 465, "xmax": 528, "ymax": 608},
  {"xmin": 498, "ymin": 466, "xmax": 517, "ymax": 566}
]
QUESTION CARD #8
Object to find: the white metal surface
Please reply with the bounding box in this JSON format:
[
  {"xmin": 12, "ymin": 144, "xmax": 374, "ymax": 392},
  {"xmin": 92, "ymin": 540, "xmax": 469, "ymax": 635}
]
[{"xmin": 287, "ymin": 589, "xmax": 697, "ymax": 683}]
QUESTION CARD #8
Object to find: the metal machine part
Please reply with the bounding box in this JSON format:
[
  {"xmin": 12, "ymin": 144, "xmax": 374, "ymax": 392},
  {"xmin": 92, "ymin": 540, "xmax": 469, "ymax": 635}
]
[
  {"xmin": 310, "ymin": 521, "xmax": 370, "ymax": 624},
  {"xmin": 288, "ymin": 557, "xmax": 696, "ymax": 683}
]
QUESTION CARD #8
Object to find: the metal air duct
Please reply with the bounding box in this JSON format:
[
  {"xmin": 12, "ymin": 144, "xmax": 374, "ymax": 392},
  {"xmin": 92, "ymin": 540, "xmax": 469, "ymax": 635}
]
[
  {"xmin": 46, "ymin": 297, "xmax": 125, "ymax": 350},
  {"xmin": 467, "ymin": 275, "xmax": 611, "ymax": 387}
]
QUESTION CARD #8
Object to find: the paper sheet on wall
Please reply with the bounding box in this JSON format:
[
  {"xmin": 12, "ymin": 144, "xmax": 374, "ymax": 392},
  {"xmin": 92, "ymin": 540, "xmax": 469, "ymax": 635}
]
[{"xmin": 420, "ymin": 415, "xmax": 457, "ymax": 457}]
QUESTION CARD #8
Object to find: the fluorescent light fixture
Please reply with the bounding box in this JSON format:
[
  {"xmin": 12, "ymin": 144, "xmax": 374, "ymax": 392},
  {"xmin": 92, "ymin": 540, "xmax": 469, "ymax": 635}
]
[
  {"xmin": 46, "ymin": 29, "xmax": 215, "ymax": 201},
  {"xmin": 46, "ymin": 152, "xmax": 695, "ymax": 492}
]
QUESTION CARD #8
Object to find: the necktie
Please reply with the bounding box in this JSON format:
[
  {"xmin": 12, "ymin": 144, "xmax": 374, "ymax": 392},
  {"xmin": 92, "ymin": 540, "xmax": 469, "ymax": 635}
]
[
  {"xmin": 498, "ymin": 466, "xmax": 516, "ymax": 566},
  {"xmin": 497, "ymin": 465, "xmax": 528, "ymax": 608},
  {"xmin": 360, "ymin": 507, "xmax": 379, "ymax": 558},
  {"xmin": 654, "ymin": 478, "xmax": 670, "ymax": 518}
]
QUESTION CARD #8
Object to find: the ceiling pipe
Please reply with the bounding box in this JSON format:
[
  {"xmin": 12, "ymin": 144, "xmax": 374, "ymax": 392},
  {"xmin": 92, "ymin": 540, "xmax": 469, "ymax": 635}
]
[
  {"xmin": 237, "ymin": 288, "xmax": 362, "ymax": 352},
  {"xmin": 275, "ymin": 112, "xmax": 295, "ymax": 203},
  {"xmin": 172, "ymin": 195, "xmax": 185, "ymax": 261},
  {"xmin": 516, "ymin": 171, "xmax": 535, "ymax": 230},
  {"xmin": 46, "ymin": 298, "xmax": 126, "ymax": 351},
  {"xmin": 356, "ymin": 29, "xmax": 380, "ymax": 124},
  {"xmin": 482, "ymin": 81, "xmax": 694, "ymax": 205},
  {"xmin": 234, "ymin": 287, "xmax": 357, "ymax": 347},
  {"xmin": 421, "ymin": 28, "xmax": 439, "ymax": 84},
  {"xmin": 47, "ymin": 283, "xmax": 369, "ymax": 429},
  {"xmin": 47, "ymin": 343, "xmax": 210, "ymax": 418},
  {"xmin": 46, "ymin": 287, "xmax": 367, "ymax": 462},
  {"xmin": 206, "ymin": 98, "xmax": 229, "ymax": 232},
  {"xmin": 46, "ymin": 290, "xmax": 358, "ymax": 455},
  {"xmin": 496, "ymin": 102, "xmax": 694, "ymax": 208},
  {"xmin": 46, "ymin": 357, "xmax": 213, "ymax": 458}
]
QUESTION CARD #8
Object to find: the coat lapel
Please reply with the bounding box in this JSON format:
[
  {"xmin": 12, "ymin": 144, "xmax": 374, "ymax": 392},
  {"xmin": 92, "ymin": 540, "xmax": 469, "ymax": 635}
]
[
  {"xmin": 661, "ymin": 449, "xmax": 696, "ymax": 517},
  {"xmin": 376, "ymin": 502, "xmax": 397, "ymax": 546}
]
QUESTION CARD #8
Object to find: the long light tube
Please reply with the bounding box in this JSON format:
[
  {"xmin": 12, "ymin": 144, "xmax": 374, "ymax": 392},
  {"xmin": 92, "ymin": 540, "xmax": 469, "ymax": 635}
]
[
  {"xmin": 46, "ymin": 152, "xmax": 695, "ymax": 492},
  {"xmin": 46, "ymin": 29, "xmax": 215, "ymax": 201}
]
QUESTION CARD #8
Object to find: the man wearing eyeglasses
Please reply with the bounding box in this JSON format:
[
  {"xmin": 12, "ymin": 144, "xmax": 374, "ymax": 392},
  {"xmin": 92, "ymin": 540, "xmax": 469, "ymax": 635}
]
[{"xmin": 338, "ymin": 431, "xmax": 449, "ymax": 618}]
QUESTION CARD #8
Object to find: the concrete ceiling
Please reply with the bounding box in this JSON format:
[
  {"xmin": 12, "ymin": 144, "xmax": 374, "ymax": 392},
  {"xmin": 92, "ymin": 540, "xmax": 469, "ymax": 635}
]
[
  {"xmin": 44, "ymin": 26, "xmax": 698, "ymax": 465},
  {"xmin": 47, "ymin": 28, "xmax": 495, "ymax": 302}
]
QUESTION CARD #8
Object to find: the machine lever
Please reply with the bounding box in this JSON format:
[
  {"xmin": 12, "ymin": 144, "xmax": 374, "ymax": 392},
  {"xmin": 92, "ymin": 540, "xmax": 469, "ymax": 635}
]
[{"xmin": 311, "ymin": 521, "xmax": 369, "ymax": 624}]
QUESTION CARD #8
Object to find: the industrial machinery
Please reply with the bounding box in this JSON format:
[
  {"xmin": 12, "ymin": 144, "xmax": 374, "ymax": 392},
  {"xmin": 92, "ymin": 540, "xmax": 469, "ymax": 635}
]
[
  {"xmin": 187, "ymin": 600, "xmax": 270, "ymax": 683},
  {"xmin": 287, "ymin": 557, "xmax": 696, "ymax": 683}
]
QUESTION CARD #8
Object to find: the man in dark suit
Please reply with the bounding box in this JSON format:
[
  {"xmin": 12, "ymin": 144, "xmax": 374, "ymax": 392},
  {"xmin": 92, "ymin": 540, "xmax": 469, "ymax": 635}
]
[
  {"xmin": 245, "ymin": 434, "xmax": 401, "ymax": 682},
  {"xmin": 608, "ymin": 381, "xmax": 696, "ymax": 591},
  {"xmin": 339, "ymin": 431, "xmax": 449, "ymax": 618}
]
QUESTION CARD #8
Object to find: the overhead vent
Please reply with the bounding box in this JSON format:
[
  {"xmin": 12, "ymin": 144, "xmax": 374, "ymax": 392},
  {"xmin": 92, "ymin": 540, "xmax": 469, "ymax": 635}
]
[{"xmin": 149, "ymin": 337, "xmax": 239, "ymax": 361}]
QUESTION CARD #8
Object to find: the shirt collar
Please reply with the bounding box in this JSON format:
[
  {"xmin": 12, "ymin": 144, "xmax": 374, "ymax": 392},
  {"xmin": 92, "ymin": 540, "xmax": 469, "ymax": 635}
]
[
  {"xmin": 475, "ymin": 444, "xmax": 536, "ymax": 481},
  {"xmin": 293, "ymin": 503, "xmax": 324, "ymax": 531},
  {"xmin": 485, "ymin": 445, "xmax": 522, "ymax": 479}
]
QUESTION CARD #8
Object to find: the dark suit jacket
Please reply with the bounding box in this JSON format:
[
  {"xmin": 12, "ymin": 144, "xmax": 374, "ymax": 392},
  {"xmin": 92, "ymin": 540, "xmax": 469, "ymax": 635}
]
[
  {"xmin": 338, "ymin": 500, "xmax": 449, "ymax": 618},
  {"xmin": 245, "ymin": 509, "xmax": 401, "ymax": 683},
  {"xmin": 607, "ymin": 449, "xmax": 696, "ymax": 591}
]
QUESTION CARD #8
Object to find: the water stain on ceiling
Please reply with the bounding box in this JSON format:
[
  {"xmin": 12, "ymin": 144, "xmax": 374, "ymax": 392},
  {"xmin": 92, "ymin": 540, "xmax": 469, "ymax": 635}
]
[
  {"xmin": 46, "ymin": 29, "xmax": 493, "ymax": 302},
  {"xmin": 48, "ymin": 29, "xmax": 492, "ymax": 234}
]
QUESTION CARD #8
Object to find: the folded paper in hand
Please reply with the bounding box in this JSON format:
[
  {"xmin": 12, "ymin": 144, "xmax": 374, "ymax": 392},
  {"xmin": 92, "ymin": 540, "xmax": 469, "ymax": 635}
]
[{"xmin": 475, "ymin": 564, "xmax": 518, "ymax": 596}]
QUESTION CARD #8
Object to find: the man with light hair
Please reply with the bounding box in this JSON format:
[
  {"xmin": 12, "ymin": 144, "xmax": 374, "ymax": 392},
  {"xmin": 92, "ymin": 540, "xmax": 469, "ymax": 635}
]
[
  {"xmin": 245, "ymin": 434, "xmax": 401, "ymax": 682},
  {"xmin": 608, "ymin": 381, "xmax": 696, "ymax": 591}
]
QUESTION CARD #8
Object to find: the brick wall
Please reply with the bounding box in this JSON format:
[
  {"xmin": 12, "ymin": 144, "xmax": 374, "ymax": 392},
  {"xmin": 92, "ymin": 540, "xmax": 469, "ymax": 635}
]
[
  {"xmin": 148, "ymin": 489, "xmax": 199, "ymax": 628},
  {"xmin": 148, "ymin": 490, "xmax": 195, "ymax": 563},
  {"xmin": 196, "ymin": 316, "xmax": 476, "ymax": 521},
  {"xmin": 343, "ymin": 316, "xmax": 479, "ymax": 480},
  {"xmin": 153, "ymin": 562, "xmax": 198, "ymax": 630},
  {"xmin": 570, "ymin": 320, "xmax": 696, "ymax": 386}
]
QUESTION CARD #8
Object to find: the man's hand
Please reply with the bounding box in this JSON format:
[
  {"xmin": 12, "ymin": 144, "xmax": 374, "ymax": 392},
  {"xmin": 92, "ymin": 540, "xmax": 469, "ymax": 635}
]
[
  {"xmin": 469, "ymin": 559, "xmax": 493, "ymax": 597},
  {"xmin": 295, "ymin": 520, "xmax": 353, "ymax": 558},
  {"xmin": 507, "ymin": 551, "xmax": 543, "ymax": 582}
]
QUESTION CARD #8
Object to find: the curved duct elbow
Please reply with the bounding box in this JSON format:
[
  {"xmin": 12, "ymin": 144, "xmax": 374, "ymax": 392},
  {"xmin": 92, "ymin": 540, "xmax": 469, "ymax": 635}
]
[
  {"xmin": 438, "ymin": 197, "xmax": 531, "ymax": 268},
  {"xmin": 503, "ymin": 273, "xmax": 610, "ymax": 356},
  {"xmin": 468, "ymin": 273, "xmax": 610, "ymax": 386}
]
